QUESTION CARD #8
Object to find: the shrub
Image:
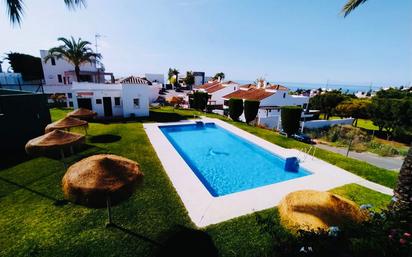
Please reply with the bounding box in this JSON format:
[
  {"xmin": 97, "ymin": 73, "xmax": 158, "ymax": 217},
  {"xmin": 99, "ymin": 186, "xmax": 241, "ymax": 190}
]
[
  {"xmin": 189, "ymin": 92, "xmax": 209, "ymax": 110},
  {"xmin": 228, "ymin": 98, "xmax": 243, "ymax": 121},
  {"xmin": 244, "ymin": 100, "xmax": 260, "ymax": 124},
  {"xmin": 281, "ymin": 106, "xmax": 302, "ymax": 137}
]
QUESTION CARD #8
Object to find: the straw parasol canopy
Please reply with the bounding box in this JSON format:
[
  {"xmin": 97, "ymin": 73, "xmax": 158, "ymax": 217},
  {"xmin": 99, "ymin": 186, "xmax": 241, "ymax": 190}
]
[
  {"xmin": 62, "ymin": 154, "xmax": 144, "ymax": 208},
  {"xmin": 67, "ymin": 108, "xmax": 97, "ymax": 119},
  {"xmin": 278, "ymin": 190, "xmax": 368, "ymax": 232},
  {"xmin": 45, "ymin": 116, "xmax": 88, "ymax": 133},
  {"xmin": 25, "ymin": 130, "xmax": 85, "ymax": 156}
]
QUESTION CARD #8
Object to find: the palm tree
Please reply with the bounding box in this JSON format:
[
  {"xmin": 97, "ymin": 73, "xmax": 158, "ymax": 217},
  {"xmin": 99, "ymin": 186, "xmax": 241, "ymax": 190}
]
[
  {"xmin": 168, "ymin": 68, "xmax": 180, "ymax": 88},
  {"xmin": 213, "ymin": 72, "xmax": 225, "ymax": 81},
  {"xmin": 391, "ymin": 144, "xmax": 412, "ymax": 221},
  {"xmin": 44, "ymin": 37, "xmax": 101, "ymax": 82},
  {"xmin": 342, "ymin": 0, "xmax": 368, "ymax": 17},
  {"xmin": 4, "ymin": 0, "xmax": 86, "ymax": 25}
]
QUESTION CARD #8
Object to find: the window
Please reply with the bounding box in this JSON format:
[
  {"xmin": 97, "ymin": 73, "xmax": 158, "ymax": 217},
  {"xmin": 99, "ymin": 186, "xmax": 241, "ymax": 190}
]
[
  {"xmin": 51, "ymin": 57, "xmax": 56, "ymax": 66},
  {"xmin": 283, "ymin": 93, "xmax": 286, "ymax": 98},
  {"xmin": 69, "ymin": 101, "xmax": 73, "ymax": 107},
  {"xmin": 63, "ymin": 77, "xmax": 67, "ymax": 84},
  {"xmin": 57, "ymin": 75, "xmax": 62, "ymax": 83},
  {"xmin": 96, "ymin": 99, "xmax": 102, "ymax": 104},
  {"xmin": 133, "ymin": 98, "xmax": 140, "ymax": 108},
  {"xmin": 114, "ymin": 97, "xmax": 121, "ymax": 106},
  {"xmin": 67, "ymin": 93, "xmax": 72, "ymax": 98}
]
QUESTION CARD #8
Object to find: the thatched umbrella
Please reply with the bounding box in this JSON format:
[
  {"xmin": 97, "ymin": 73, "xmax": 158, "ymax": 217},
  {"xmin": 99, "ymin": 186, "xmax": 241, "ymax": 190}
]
[
  {"xmin": 25, "ymin": 130, "xmax": 85, "ymax": 168},
  {"xmin": 67, "ymin": 108, "xmax": 97, "ymax": 119},
  {"xmin": 45, "ymin": 116, "xmax": 88, "ymax": 134},
  {"xmin": 278, "ymin": 190, "xmax": 368, "ymax": 232},
  {"xmin": 62, "ymin": 154, "xmax": 144, "ymax": 226}
]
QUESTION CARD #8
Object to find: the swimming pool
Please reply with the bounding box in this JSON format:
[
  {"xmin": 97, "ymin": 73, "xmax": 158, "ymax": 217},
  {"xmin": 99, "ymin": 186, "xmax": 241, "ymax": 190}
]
[{"xmin": 160, "ymin": 122, "xmax": 311, "ymax": 197}]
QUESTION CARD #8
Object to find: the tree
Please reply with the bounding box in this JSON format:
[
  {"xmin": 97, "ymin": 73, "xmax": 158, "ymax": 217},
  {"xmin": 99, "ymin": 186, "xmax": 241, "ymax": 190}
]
[
  {"xmin": 5, "ymin": 52, "xmax": 44, "ymax": 81},
  {"xmin": 168, "ymin": 68, "xmax": 179, "ymax": 88},
  {"xmin": 4, "ymin": 0, "xmax": 86, "ymax": 25},
  {"xmin": 309, "ymin": 91, "xmax": 348, "ymax": 120},
  {"xmin": 184, "ymin": 71, "xmax": 195, "ymax": 89},
  {"xmin": 334, "ymin": 99, "xmax": 371, "ymax": 127},
  {"xmin": 213, "ymin": 72, "xmax": 225, "ymax": 81},
  {"xmin": 391, "ymin": 144, "xmax": 412, "ymax": 223},
  {"xmin": 281, "ymin": 106, "xmax": 302, "ymax": 137},
  {"xmin": 189, "ymin": 91, "xmax": 209, "ymax": 111},
  {"xmin": 342, "ymin": 0, "xmax": 368, "ymax": 17},
  {"xmin": 244, "ymin": 100, "xmax": 260, "ymax": 124},
  {"xmin": 44, "ymin": 37, "xmax": 101, "ymax": 82},
  {"xmin": 228, "ymin": 99, "xmax": 243, "ymax": 121}
]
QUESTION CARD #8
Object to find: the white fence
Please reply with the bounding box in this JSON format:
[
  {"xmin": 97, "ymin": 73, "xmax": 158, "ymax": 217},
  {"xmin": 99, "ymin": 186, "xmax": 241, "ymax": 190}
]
[{"xmin": 302, "ymin": 118, "xmax": 354, "ymax": 129}]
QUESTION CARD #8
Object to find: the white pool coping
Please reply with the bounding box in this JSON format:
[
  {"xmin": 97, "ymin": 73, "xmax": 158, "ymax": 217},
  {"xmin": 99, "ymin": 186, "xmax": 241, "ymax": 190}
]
[{"xmin": 143, "ymin": 118, "xmax": 392, "ymax": 227}]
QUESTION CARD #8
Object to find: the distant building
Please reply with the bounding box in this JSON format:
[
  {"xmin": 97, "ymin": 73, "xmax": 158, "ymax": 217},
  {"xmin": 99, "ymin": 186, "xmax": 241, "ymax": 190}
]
[
  {"xmin": 222, "ymin": 82, "xmax": 310, "ymax": 129},
  {"xmin": 194, "ymin": 80, "xmax": 240, "ymax": 106},
  {"xmin": 193, "ymin": 72, "xmax": 206, "ymax": 87}
]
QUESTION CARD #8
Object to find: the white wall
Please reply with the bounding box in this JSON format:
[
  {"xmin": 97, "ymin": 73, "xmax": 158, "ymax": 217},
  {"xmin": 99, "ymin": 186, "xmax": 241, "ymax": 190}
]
[
  {"xmin": 210, "ymin": 84, "xmax": 240, "ymax": 105},
  {"xmin": 122, "ymin": 84, "xmax": 150, "ymax": 117},
  {"xmin": 40, "ymin": 50, "xmax": 98, "ymax": 86},
  {"xmin": 302, "ymin": 118, "xmax": 354, "ymax": 129},
  {"xmin": 260, "ymin": 91, "xmax": 309, "ymax": 108}
]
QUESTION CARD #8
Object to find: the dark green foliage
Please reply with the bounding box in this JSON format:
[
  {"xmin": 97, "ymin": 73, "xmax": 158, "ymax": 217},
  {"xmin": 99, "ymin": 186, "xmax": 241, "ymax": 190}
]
[
  {"xmin": 281, "ymin": 106, "xmax": 302, "ymax": 137},
  {"xmin": 189, "ymin": 91, "xmax": 209, "ymax": 110},
  {"xmin": 309, "ymin": 91, "xmax": 348, "ymax": 120},
  {"xmin": 369, "ymin": 89, "xmax": 412, "ymax": 137},
  {"xmin": 228, "ymin": 98, "xmax": 243, "ymax": 121},
  {"xmin": 184, "ymin": 71, "xmax": 195, "ymax": 87},
  {"xmin": 213, "ymin": 72, "xmax": 225, "ymax": 81},
  {"xmin": 244, "ymin": 100, "xmax": 260, "ymax": 124},
  {"xmin": 5, "ymin": 52, "xmax": 44, "ymax": 81}
]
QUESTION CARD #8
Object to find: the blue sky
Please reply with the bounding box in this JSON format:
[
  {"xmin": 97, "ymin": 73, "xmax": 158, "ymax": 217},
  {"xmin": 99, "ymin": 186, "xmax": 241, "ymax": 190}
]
[{"xmin": 1, "ymin": 0, "xmax": 411, "ymax": 86}]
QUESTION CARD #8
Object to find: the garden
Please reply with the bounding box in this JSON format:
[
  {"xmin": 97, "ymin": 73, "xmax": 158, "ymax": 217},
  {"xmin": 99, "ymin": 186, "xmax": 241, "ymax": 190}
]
[{"xmin": 0, "ymin": 107, "xmax": 410, "ymax": 257}]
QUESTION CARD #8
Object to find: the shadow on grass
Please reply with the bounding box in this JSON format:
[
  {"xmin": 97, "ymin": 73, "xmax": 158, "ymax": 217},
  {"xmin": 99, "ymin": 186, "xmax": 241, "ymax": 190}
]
[
  {"xmin": 0, "ymin": 150, "xmax": 33, "ymax": 171},
  {"xmin": 156, "ymin": 226, "xmax": 219, "ymax": 257},
  {"xmin": 89, "ymin": 134, "xmax": 122, "ymax": 143},
  {"xmin": 107, "ymin": 223, "xmax": 162, "ymax": 246},
  {"xmin": 0, "ymin": 176, "xmax": 68, "ymax": 206}
]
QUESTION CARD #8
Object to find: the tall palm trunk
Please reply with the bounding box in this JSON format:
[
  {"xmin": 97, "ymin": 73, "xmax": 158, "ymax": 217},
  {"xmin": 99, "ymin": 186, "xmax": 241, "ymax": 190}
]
[
  {"xmin": 75, "ymin": 65, "xmax": 81, "ymax": 82},
  {"xmin": 391, "ymin": 144, "xmax": 412, "ymax": 222}
]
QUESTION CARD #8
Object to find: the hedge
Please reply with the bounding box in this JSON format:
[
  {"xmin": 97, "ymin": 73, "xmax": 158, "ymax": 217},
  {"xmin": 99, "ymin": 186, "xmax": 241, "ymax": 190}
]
[
  {"xmin": 244, "ymin": 100, "xmax": 260, "ymax": 124},
  {"xmin": 229, "ymin": 99, "xmax": 243, "ymax": 121},
  {"xmin": 281, "ymin": 106, "xmax": 302, "ymax": 136}
]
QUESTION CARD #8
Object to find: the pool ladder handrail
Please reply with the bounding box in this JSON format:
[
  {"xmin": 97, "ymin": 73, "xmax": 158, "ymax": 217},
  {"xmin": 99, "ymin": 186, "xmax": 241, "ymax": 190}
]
[{"xmin": 299, "ymin": 146, "xmax": 317, "ymax": 162}]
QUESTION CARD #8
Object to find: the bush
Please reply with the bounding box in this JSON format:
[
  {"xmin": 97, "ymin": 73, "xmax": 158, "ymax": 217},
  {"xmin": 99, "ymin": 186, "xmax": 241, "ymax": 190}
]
[
  {"xmin": 228, "ymin": 99, "xmax": 243, "ymax": 121},
  {"xmin": 189, "ymin": 92, "xmax": 209, "ymax": 110},
  {"xmin": 281, "ymin": 106, "xmax": 302, "ymax": 136},
  {"xmin": 244, "ymin": 100, "xmax": 260, "ymax": 124}
]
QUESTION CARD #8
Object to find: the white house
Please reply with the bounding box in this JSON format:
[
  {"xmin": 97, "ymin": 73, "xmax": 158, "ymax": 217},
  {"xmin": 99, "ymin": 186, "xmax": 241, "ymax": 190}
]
[
  {"xmin": 71, "ymin": 81, "xmax": 152, "ymax": 118},
  {"xmin": 39, "ymin": 50, "xmax": 115, "ymax": 106},
  {"xmin": 222, "ymin": 83, "xmax": 310, "ymax": 128},
  {"xmin": 194, "ymin": 80, "xmax": 240, "ymax": 106}
]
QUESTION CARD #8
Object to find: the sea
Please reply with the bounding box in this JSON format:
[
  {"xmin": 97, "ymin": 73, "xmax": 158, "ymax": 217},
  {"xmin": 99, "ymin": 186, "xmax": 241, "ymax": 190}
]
[{"xmin": 234, "ymin": 80, "xmax": 406, "ymax": 93}]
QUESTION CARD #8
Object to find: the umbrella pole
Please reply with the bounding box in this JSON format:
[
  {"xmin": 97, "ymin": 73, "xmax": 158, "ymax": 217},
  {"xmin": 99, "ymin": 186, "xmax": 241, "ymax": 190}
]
[
  {"xmin": 106, "ymin": 196, "xmax": 113, "ymax": 227},
  {"xmin": 60, "ymin": 149, "xmax": 66, "ymax": 169},
  {"xmin": 84, "ymin": 126, "xmax": 88, "ymax": 135}
]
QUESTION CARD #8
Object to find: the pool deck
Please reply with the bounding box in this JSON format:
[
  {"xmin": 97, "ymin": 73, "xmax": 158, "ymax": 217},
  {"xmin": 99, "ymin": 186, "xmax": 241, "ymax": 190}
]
[{"xmin": 144, "ymin": 118, "xmax": 392, "ymax": 227}]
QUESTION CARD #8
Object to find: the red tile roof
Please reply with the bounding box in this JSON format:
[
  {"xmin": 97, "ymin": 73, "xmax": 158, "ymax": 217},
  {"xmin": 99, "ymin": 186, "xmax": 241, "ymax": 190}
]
[
  {"xmin": 221, "ymin": 80, "xmax": 239, "ymax": 85},
  {"xmin": 223, "ymin": 88, "xmax": 274, "ymax": 101},
  {"xmin": 205, "ymin": 84, "xmax": 225, "ymax": 93},
  {"xmin": 197, "ymin": 81, "xmax": 220, "ymax": 90},
  {"xmin": 267, "ymin": 84, "xmax": 289, "ymax": 91}
]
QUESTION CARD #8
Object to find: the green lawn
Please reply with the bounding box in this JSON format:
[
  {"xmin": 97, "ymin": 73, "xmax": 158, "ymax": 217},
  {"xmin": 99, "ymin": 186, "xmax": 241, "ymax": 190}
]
[
  {"xmin": 164, "ymin": 108, "xmax": 397, "ymax": 188},
  {"xmin": 0, "ymin": 107, "xmax": 393, "ymax": 257},
  {"xmin": 319, "ymin": 114, "xmax": 379, "ymax": 131}
]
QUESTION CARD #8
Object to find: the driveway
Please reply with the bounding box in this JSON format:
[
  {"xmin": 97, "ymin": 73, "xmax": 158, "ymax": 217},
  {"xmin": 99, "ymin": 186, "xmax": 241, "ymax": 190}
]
[{"xmin": 315, "ymin": 143, "xmax": 404, "ymax": 171}]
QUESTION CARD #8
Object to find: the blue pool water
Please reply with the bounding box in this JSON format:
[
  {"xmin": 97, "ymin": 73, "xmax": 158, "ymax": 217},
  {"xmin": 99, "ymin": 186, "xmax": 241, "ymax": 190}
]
[{"xmin": 160, "ymin": 123, "xmax": 311, "ymax": 197}]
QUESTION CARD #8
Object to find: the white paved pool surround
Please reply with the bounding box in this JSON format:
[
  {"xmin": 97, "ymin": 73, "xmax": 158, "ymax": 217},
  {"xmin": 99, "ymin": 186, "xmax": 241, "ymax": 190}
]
[{"xmin": 144, "ymin": 118, "xmax": 392, "ymax": 227}]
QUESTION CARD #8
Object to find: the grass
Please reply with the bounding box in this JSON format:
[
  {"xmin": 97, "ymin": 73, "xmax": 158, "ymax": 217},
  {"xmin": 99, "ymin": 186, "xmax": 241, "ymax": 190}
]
[
  {"xmin": 0, "ymin": 107, "xmax": 395, "ymax": 257},
  {"xmin": 319, "ymin": 114, "xmax": 379, "ymax": 131},
  {"xmin": 163, "ymin": 107, "xmax": 398, "ymax": 188}
]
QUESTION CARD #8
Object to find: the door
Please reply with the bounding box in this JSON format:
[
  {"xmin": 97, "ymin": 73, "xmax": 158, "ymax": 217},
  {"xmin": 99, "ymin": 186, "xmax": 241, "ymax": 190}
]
[
  {"xmin": 77, "ymin": 98, "xmax": 92, "ymax": 110},
  {"xmin": 103, "ymin": 97, "xmax": 113, "ymax": 117}
]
